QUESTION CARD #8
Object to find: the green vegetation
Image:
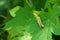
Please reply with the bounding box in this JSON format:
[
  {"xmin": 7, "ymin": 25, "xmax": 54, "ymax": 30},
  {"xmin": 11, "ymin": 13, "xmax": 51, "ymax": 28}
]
[{"xmin": 0, "ymin": 0, "xmax": 60, "ymax": 40}]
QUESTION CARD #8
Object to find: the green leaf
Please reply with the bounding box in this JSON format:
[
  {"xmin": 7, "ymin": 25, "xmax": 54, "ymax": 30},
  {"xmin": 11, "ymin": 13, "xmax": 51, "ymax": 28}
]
[
  {"xmin": 9, "ymin": 6, "xmax": 20, "ymax": 17},
  {"xmin": 2, "ymin": 0, "xmax": 60, "ymax": 40}
]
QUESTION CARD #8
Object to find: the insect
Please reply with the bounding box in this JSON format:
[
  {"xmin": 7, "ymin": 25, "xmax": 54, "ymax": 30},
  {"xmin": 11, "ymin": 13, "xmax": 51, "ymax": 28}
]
[{"xmin": 33, "ymin": 11, "xmax": 44, "ymax": 28}]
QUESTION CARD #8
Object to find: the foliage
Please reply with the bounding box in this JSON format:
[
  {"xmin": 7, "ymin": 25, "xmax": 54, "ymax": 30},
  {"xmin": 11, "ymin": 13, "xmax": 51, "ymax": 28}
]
[{"xmin": 0, "ymin": 0, "xmax": 60, "ymax": 40}]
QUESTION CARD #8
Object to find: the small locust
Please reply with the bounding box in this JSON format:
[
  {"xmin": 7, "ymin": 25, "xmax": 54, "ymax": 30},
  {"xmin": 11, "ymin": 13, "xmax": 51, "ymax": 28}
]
[{"xmin": 33, "ymin": 11, "xmax": 44, "ymax": 28}]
